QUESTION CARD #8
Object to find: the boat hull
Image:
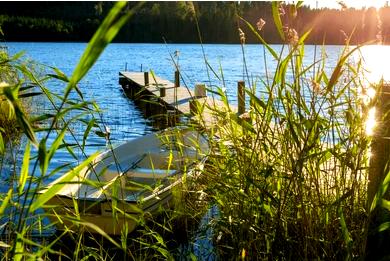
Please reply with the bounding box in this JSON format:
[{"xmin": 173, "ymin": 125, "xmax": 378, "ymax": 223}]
[
  {"xmin": 46, "ymin": 182, "xmax": 175, "ymax": 235},
  {"xmin": 42, "ymin": 128, "xmax": 208, "ymax": 235}
]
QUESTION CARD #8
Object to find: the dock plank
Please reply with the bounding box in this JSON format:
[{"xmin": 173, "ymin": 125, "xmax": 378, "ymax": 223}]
[{"xmin": 119, "ymin": 71, "xmax": 236, "ymax": 128}]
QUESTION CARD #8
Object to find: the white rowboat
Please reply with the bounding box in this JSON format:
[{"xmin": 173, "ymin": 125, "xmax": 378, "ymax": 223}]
[{"xmin": 43, "ymin": 128, "xmax": 209, "ymax": 235}]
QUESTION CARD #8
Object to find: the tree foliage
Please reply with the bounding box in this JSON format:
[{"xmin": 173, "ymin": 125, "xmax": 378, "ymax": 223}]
[{"xmin": 0, "ymin": 2, "xmax": 389, "ymax": 44}]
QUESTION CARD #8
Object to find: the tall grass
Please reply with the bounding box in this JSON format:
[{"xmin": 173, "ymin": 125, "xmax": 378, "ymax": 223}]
[
  {"xmin": 0, "ymin": 2, "xmax": 151, "ymax": 260},
  {"xmin": 0, "ymin": 2, "xmax": 206, "ymax": 259},
  {"xmin": 191, "ymin": 2, "xmax": 373, "ymax": 259},
  {"xmin": 0, "ymin": 1, "xmax": 388, "ymax": 260}
]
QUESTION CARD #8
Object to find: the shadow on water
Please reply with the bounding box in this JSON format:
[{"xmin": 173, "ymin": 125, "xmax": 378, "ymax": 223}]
[{"xmin": 44, "ymin": 205, "xmax": 218, "ymax": 260}]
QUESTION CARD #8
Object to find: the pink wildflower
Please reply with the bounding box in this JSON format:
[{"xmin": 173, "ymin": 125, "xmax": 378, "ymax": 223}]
[
  {"xmin": 239, "ymin": 28, "xmax": 245, "ymax": 44},
  {"xmin": 285, "ymin": 27, "xmax": 299, "ymax": 46},
  {"xmin": 256, "ymin": 18, "xmax": 266, "ymax": 31},
  {"xmin": 279, "ymin": 4, "xmax": 286, "ymax": 16}
]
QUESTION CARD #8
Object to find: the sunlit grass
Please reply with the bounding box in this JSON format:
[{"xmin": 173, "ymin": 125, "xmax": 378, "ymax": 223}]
[
  {"xmin": 2, "ymin": 1, "xmax": 390, "ymax": 260},
  {"xmin": 188, "ymin": 2, "xmax": 374, "ymax": 259}
]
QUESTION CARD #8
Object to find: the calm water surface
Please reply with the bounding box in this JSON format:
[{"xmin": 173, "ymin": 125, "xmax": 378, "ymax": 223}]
[
  {"xmin": 2, "ymin": 42, "xmax": 382, "ymax": 255},
  {"xmin": 3, "ymin": 43, "xmax": 345, "ymax": 184}
]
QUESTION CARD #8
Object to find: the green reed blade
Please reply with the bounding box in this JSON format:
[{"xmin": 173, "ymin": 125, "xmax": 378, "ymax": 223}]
[
  {"xmin": 0, "ymin": 132, "xmax": 4, "ymax": 154},
  {"xmin": 18, "ymin": 141, "xmax": 30, "ymax": 195},
  {"xmin": 66, "ymin": 2, "xmax": 143, "ymax": 96},
  {"xmin": 0, "ymin": 188, "xmax": 13, "ymax": 215},
  {"xmin": 30, "ymin": 152, "xmax": 99, "ymax": 212},
  {"xmin": 240, "ymin": 17, "xmax": 278, "ymax": 60},
  {"xmin": 272, "ymin": 2, "xmax": 285, "ymax": 41}
]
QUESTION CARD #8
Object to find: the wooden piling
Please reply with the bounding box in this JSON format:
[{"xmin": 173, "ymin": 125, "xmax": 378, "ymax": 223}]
[
  {"xmin": 189, "ymin": 99, "xmax": 200, "ymax": 115},
  {"xmin": 195, "ymin": 83, "xmax": 207, "ymax": 97},
  {"xmin": 166, "ymin": 109, "xmax": 178, "ymax": 127},
  {"xmin": 144, "ymin": 71, "xmax": 149, "ymax": 86},
  {"xmin": 160, "ymin": 87, "xmax": 166, "ymax": 97},
  {"xmin": 175, "ymin": 70, "xmax": 180, "ymax": 87},
  {"xmin": 366, "ymin": 83, "xmax": 390, "ymax": 260},
  {"xmin": 238, "ymin": 81, "xmax": 245, "ymax": 115}
]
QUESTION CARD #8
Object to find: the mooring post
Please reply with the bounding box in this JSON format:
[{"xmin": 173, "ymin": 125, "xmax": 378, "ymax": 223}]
[
  {"xmin": 238, "ymin": 80, "xmax": 245, "ymax": 115},
  {"xmin": 144, "ymin": 71, "xmax": 149, "ymax": 86},
  {"xmin": 126, "ymin": 84, "xmax": 133, "ymax": 98},
  {"xmin": 166, "ymin": 109, "xmax": 177, "ymax": 127},
  {"xmin": 175, "ymin": 70, "xmax": 180, "ymax": 87},
  {"xmin": 195, "ymin": 83, "xmax": 207, "ymax": 98},
  {"xmin": 160, "ymin": 87, "xmax": 166, "ymax": 97},
  {"xmin": 366, "ymin": 83, "xmax": 390, "ymax": 259},
  {"xmin": 189, "ymin": 99, "xmax": 201, "ymax": 115}
]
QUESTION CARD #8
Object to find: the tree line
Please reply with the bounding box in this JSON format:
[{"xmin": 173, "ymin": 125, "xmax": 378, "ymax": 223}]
[{"xmin": 0, "ymin": 1, "xmax": 389, "ymax": 45}]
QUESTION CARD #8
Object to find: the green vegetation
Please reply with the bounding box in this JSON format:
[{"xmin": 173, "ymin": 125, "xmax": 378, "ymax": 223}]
[
  {"xmin": 0, "ymin": 2, "xmax": 149, "ymax": 259},
  {"xmin": 187, "ymin": 3, "xmax": 390, "ymax": 259},
  {"xmin": 0, "ymin": 15, "xmax": 74, "ymax": 41},
  {"xmin": 0, "ymin": 51, "xmax": 22, "ymax": 145},
  {"xmin": 195, "ymin": 6, "xmax": 371, "ymax": 259},
  {"xmin": 2, "ymin": 1, "xmax": 390, "ymax": 260}
]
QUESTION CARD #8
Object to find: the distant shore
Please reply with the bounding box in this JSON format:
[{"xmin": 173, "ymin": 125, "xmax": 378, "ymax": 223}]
[{"xmin": 1, "ymin": 2, "xmax": 389, "ymax": 45}]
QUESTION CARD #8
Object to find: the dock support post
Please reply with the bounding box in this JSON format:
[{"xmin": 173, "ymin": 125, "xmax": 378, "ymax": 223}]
[
  {"xmin": 175, "ymin": 70, "xmax": 180, "ymax": 87},
  {"xmin": 366, "ymin": 83, "xmax": 390, "ymax": 259},
  {"xmin": 189, "ymin": 99, "xmax": 201, "ymax": 115},
  {"xmin": 238, "ymin": 81, "xmax": 245, "ymax": 115},
  {"xmin": 126, "ymin": 84, "xmax": 133, "ymax": 98},
  {"xmin": 195, "ymin": 83, "xmax": 207, "ymax": 97},
  {"xmin": 160, "ymin": 87, "xmax": 166, "ymax": 97},
  {"xmin": 167, "ymin": 109, "xmax": 177, "ymax": 127},
  {"xmin": 144, "ymin": 72, "xmax": 149, "ymax": 86}
]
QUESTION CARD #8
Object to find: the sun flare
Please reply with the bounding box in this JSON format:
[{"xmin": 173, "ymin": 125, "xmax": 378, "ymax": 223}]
[
  {"xmin": 358, "ymin": 45, "xmax": 390, "ymax": 83},
  {"xmin": 366, "ymin": 107, "xmax": 377, "ymax": 136},
  {"xmin": 309, "ymin": 0, "xmax": 388, "ymax": 10}
]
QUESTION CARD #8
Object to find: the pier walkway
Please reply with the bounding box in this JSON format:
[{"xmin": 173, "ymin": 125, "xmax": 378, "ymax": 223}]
[{"xmin": 119, "ymin": 71, "xmax": 237, "ymax": 128}]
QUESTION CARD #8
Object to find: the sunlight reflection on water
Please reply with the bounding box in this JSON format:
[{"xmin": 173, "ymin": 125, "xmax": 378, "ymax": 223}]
[
  {"xmin": 359, "ymin": 45, "xmax": 390, "ymax": 83},
  {"xmin": 354, "ymin": 45, "xmax": 390, "ymax": 137}
]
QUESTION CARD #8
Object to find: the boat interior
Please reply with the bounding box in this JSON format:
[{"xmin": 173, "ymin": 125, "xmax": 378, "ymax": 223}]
[{"xmin": 72, "ymin": 130, "xmax": 207, "ymax": 200}]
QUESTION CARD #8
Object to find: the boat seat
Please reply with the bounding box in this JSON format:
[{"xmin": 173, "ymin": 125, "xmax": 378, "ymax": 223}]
[
  {"xmin": 126, "ymin": 168, "xmax": 176, "ymax": 178},
  {"xmin": 101, "ymin": 166, "xmax": 176, "ymax": 185}
]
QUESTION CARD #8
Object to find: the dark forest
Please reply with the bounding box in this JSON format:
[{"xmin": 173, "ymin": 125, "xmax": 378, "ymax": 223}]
[{"xmin": 0, "ymin": 1, "xmax": 388, "ymax": 44}]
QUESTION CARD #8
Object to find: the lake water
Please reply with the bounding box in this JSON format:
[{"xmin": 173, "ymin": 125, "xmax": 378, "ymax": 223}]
[
  {"xmin": 4, "ymin": 42, "xmax": 374, "ymax": 186},
  {"xmin": 6, "ymin": 42, "xmax": 390, "ymax": 191},
  {"xmin": 2, "ymin": 42, "xmax": 387, "ymax": 256}
]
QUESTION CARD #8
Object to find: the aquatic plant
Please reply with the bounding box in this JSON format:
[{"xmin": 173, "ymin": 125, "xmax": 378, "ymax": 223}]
[
  {"xmin": 0, "ymin": 2, "xmax": 150, "ymax": 260},
  {"xmin": 191, "ymin": 2, "xmax": 373, "ymax": 259},
  {"xmin": 1, "ymin": 1, "xmax": 389, "ymax": 260}
]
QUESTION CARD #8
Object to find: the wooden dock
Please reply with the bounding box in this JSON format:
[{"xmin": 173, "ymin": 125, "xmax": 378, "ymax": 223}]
[{"xmin": 119, "ymin": 71, "xmax": 237, "ymax": 129}]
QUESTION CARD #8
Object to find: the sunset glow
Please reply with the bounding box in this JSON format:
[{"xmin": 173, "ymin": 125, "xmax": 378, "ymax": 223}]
[
  {"xmin": 359, "ymin": 45, "xmax": 390, "ymax": 83},
  {"xmin": 366, "ymin": 107, "xmax": 377, "ymax": 136},
  {"xmin": 306, "ymin": 0, "xmax": 388, "ymax": 9}
]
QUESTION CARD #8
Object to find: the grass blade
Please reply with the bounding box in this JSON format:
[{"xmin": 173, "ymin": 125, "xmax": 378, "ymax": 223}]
[
  {"xmin": 66, "ymin": 1, "xmax": 143, "ymax": 96},
  {"xmin": 0, "ymin": 132, "xmax": 4, "ymax": 154},
  {"xmin": 18, "ymin": 141, "xmax": 30, "ymax": 195},
  {"xmin": 0, "ymin": 188, "xmax": 13, "ymax": 215},
  {"xmin": 240, "ymin": 17, "xmax": 279, "ymax": 60},
  {"xmin": 272, "ymin": 2, "xmax": 285, "ymax": 41},
  {"xmin": 30, "ymin": 152, "xmax": 99, "ymax": 212}
]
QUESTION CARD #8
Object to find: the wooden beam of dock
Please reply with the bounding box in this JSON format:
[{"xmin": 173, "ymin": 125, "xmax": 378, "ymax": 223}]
[{"xmin": 119, "ymin": 71, "xmax": 237, "ymax": 128}]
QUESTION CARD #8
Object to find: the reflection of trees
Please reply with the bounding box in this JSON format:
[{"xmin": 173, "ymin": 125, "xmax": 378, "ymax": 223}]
[{"xmin": 0, "ymin": 1, "xmax": 388, "ymax": 44}]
